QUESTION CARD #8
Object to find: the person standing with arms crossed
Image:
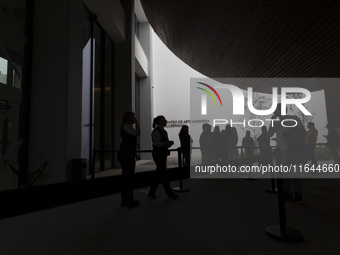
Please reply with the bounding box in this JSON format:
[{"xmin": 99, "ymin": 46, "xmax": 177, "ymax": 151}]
[
  {"xmin": 118, "ymin": 111, "xmax": 140, "ymax": 208},
  {"xmin": 148, "ymin": 115, "xmax": 179, "ymax": 199}
]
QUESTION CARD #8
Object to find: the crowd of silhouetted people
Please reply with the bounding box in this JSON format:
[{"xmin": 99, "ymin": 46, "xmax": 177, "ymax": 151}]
[
  {"xmin": 197, "ymin": 104, "xmax": 339, "ymax": 203},
  {"xmin": 199, "ymin": 123, "xmax": 240, "ymax": 165},
  {"xmin": 117, "ymin": 107, "xmax": 340, "ymax": 207}
]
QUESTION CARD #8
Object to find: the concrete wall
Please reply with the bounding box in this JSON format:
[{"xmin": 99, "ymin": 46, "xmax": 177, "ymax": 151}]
[
  {"xmin": 30, "ymin": 0, "xmax": 70, "ymax": 184},
  {"xmin": 84, "ymin": 0, "xmax": 126, "ymax": 43}
]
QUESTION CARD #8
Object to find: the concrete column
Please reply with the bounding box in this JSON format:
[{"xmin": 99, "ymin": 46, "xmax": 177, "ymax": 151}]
[
  {"xmin": 29, "ymin": 0, "xmax": 86, "ymax": 184},
  {"xmin": 138, "ymin": 23, "xmax": 153, "ymax": 155},
  {"xmin": 113, "ymin": 0, "xmax": 135, "ymax": 152},
  {"xmin": 29, "ymin": 0, "xmax": 70, "ymax": 184}
]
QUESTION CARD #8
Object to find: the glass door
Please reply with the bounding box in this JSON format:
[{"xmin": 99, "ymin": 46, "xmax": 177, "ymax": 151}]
[{"xmin": 83, "ymin": 9, "xmax": 115, "ymax": 177}]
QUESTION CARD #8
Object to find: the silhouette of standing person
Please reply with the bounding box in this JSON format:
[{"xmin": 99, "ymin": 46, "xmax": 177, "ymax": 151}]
[
  {"xmin": 257, "ymin": 126, "xmax": 272, "ymax": 165},
  {"xmin": 268, "ymin": 104, "xmax": 306, "ymax": 202},
  {"xmin": 324, "ymin": 124, "xmax": 340, "ymax": 164},
  {"xmin": 212, "ymin": 126, "xmax": 223, "ymax": 163},
  {"xmin": 305, "ymin": 122, "xmax": 318, "ymax": 166},
  {"xmin": 242, "ymin": 130, "xmax": 255, "ymax": 166},
  {"xmin": 148, "ymin": 115, "xmax": 179, "ymax": 199},
  {"xmin": 228, "ymin": 127, "xmax": 239, "ymax": 161},
  {"xmin": 117, "ymin": 111, "xmax": 140, "ymax": 208},
  {"xmin": 221, "ymin": 124, "xmax": 231, "ymax": 163},
  {"xmin": 199, "ymin": 123, "xmax": 212, "ymax": 165},
  {"xmin": 179, "ymin": 125, "xmax": 193, "ymax": 167}
]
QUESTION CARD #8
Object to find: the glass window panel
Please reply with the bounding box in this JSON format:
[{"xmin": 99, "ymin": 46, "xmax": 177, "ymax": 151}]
[
  {"xmin": 13, "ymin": 64, "xmax": 22, "ymax": 88},
  {"xmin": 104, "ymin": 35, "xmax": 113, "ymax": 169},
  {"xmin": 0, "ymin": 0, "xmax": 30, "ymax": 190},
  {"xmin": 93, "ymin": 23, "xmax": 102, "ymax": 172},
  {"xmin": 0, "ymin": 100, "xmax": 19, "ymax": 190},
  {"xmin": 0, "ymin": 0, "xmax": 26, "ymax": 89},
  {"xmin": 0, "ymin": 57, "xmax": 8, "ymax": 84}
]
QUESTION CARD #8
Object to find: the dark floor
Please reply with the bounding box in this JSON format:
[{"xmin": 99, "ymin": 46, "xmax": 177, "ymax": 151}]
[{"xmin": 0, "ymin": 178, "xmax": 339, "ymax": 255}]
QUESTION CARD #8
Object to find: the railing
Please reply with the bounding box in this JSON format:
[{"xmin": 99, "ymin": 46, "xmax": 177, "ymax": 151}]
[
  {"xmin": 190, "ymin": 145, "xmax": 275, "ymax": 165},
  {"xmin": 192, "ymin": 142, "xmax": 329, "ymax": 162},
  {"xmin": 91, "ymin": 147, "xmax": 184, "ymax": 180},
  {"xmin": 94, "ymin": 143, "xmax": 330, "ymax": 170},
  {"xmin": 91, "ymin": 142, "xmax": 331, "ymax": 181}
]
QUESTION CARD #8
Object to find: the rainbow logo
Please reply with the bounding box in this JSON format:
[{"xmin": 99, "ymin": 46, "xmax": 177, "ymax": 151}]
[{"xmin": 196, "ymin": 82, "xmax": 223, "ymax": 106}]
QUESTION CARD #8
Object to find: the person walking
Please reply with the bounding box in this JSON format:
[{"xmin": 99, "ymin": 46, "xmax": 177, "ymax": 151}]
[{"xmin": 148, "ymin": 115, "xmax": 179, "ymax": 199}]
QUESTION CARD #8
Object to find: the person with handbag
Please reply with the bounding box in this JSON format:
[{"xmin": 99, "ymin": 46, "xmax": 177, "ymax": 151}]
[{"xmin": 148, "ymin": 115, "xmax": 179, "ymax": 199}]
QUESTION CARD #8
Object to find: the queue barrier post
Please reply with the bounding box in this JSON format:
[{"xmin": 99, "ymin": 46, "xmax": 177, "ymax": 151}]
[
  {"xmin": 265, "ymin": 178, "xmax": 303, "ymax": 242},
  {"xmin": 173, "ymin": 147, "xmax": 189, "ymax": 192}
]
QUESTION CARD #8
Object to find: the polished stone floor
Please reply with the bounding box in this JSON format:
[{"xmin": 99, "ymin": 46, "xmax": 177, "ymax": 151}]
[{"xmin": 0, "ymin": 177, "xmax": 339, "ymax": 255}]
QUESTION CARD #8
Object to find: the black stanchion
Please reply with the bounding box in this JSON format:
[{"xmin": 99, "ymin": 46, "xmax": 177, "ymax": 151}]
[
  {"xmin": 265, "ymin": 149, "xmax": 279, "ymax": 193},
  {"xmin": 173, "ymin": 179, "xmax": 189, "ymax": 192},
  {"xmin": 173, "ymin": 148, "xmax": 189, "ymax": 192},
  {"xmin": 265, "ymin": 178, "xmax": 303, "ymax": 242},
  {"xmin": 91, "ymin": 149, "xmax": 96, "ymax": 180},
  {"xmin": 242, "ymin": 147, "xmax": 257, "ymax": 180},
  {"xmin": 264, "ymin": 178, "xmax": 278, "ymax": 193}
]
